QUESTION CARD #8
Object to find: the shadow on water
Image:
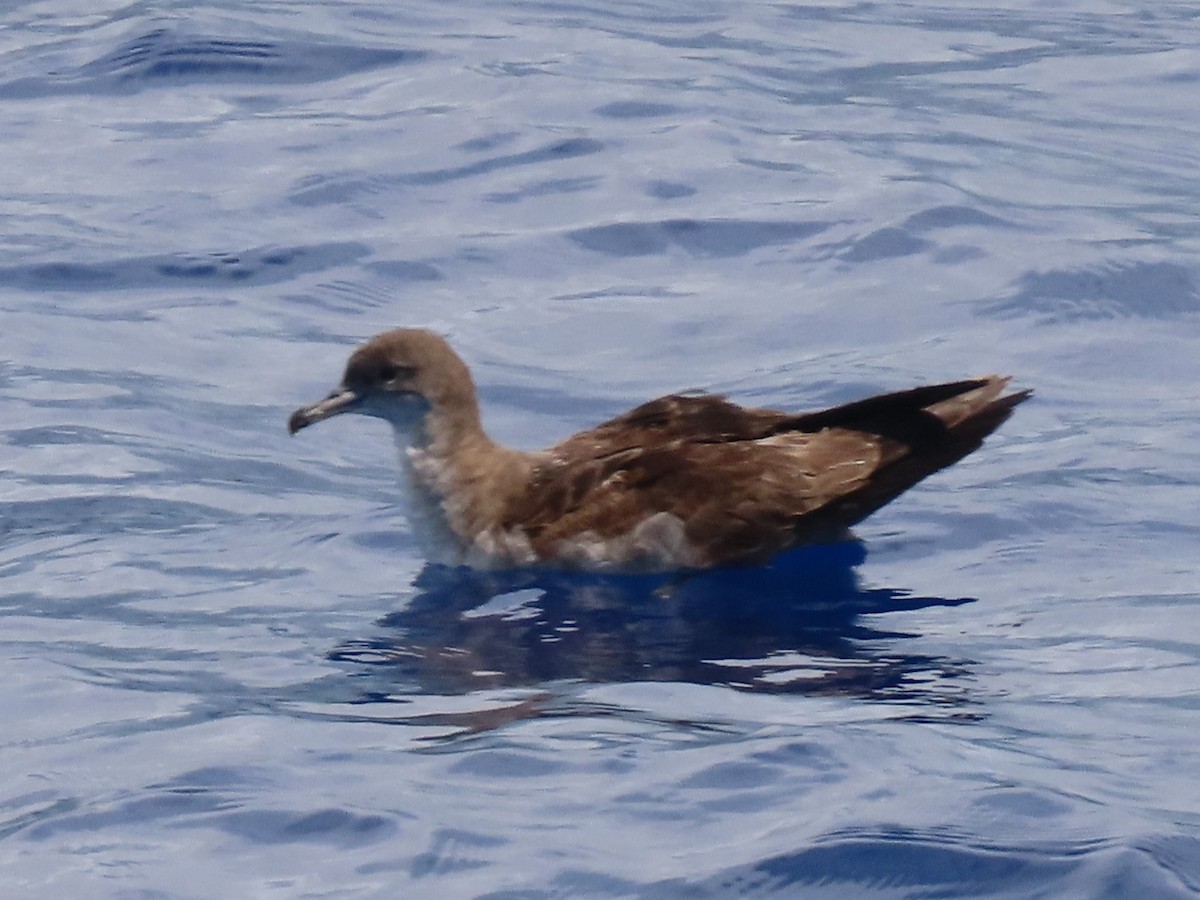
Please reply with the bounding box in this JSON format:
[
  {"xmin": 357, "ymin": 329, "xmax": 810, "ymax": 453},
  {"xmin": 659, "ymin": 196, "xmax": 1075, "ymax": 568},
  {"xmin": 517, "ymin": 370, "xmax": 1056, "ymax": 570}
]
[{"xmin": 329, "ymin": 542, "xmax": 979, "ymax": 730}]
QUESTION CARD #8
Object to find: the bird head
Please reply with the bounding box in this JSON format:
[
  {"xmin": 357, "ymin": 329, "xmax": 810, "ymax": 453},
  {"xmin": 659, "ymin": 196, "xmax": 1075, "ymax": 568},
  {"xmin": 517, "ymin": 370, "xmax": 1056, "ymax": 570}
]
[{"xmin": 288, "ymin": 328, "xmax": 477, "ymax": 438}]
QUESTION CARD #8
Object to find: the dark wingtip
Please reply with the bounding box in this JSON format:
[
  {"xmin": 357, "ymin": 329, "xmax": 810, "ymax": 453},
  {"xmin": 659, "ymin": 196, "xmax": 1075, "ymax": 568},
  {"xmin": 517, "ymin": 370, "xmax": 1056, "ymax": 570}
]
[
  {"xmin": 996, "ymin": 384, "xmax": 1034, "ymax": 412},
  {"xmin": 287, "ymin": 408, "xmax": 309, "ymax": 435}
]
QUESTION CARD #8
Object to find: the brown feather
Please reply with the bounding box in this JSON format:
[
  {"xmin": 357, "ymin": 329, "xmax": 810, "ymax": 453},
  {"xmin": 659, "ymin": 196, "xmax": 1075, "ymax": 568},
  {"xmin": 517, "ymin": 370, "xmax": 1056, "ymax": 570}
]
[
  {"xmin": 290, "ymin": 328, "xmax": 1031, "ymax": 571},
  {"xmin": 505, "ymin": 379, "xmax": 1031, "ymax": 567}
]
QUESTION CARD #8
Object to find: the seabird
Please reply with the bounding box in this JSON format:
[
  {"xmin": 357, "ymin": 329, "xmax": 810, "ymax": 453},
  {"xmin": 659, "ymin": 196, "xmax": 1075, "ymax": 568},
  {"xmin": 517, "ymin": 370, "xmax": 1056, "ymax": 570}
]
[{"xmin": 289, "ymin": 328, "xmax": 1030, "ymax": 571}]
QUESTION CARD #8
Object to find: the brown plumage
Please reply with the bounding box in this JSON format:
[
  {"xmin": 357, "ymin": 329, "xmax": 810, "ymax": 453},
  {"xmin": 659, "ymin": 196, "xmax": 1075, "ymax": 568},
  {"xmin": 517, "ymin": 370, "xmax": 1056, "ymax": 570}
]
[{"xmin": 289, "ymin": 328, "xmax": 1030, "ymax": 571}]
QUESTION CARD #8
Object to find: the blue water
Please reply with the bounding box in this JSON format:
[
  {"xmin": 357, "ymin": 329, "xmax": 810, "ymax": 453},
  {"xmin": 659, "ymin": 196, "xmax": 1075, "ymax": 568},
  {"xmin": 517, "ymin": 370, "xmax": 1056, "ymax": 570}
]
[{"xmin": 3, "ymin": 1, "xmax": 1200, "ymax": 896}]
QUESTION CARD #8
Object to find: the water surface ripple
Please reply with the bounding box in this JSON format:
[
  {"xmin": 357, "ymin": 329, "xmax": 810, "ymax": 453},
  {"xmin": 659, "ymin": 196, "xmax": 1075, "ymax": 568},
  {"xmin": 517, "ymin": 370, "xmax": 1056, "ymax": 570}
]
[{"xmin": 2, "ymin": 1, "xmax": 1199, "ymax": 897}]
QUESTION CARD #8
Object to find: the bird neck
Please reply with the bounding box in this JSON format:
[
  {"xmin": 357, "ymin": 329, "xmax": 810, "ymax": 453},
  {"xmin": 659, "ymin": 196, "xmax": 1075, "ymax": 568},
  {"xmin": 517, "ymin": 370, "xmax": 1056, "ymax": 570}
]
[{"xmin": 394, "ymin": 398, "xmax": 536, "ymax": 557}]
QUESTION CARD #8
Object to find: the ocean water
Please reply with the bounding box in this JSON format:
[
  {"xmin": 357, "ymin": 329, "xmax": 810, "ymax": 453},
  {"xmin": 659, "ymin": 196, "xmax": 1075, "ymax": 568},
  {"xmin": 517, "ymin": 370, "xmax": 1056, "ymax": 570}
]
[{"xmin": 3, "ymin": 0, "xmax": 1200, "ymax": 896}]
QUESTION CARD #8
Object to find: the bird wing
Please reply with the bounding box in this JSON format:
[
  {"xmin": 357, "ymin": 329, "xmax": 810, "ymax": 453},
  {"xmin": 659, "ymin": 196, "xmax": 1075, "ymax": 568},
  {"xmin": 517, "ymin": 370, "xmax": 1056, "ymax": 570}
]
[
  {"xmin": 503, "ymin": 394, "xmax": 895, "ymax": 565},
  {"xmin": 503, "ymin": 379, "xmax": 1029, "ymax": 567}
]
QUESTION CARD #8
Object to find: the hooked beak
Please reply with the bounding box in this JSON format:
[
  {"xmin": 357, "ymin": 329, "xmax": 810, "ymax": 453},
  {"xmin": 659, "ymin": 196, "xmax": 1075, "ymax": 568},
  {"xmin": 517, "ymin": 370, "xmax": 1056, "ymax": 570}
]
[{"xmin": 288, "ymin": 387, "xmax": 362, "ymax": 434}]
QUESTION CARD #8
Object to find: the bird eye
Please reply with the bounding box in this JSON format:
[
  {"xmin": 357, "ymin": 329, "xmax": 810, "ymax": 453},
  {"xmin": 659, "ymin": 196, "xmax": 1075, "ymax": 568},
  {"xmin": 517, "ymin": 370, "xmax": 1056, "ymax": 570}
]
[{"xmin": 378, "ymin": 364, "xmax": 413, "ymax": 383}]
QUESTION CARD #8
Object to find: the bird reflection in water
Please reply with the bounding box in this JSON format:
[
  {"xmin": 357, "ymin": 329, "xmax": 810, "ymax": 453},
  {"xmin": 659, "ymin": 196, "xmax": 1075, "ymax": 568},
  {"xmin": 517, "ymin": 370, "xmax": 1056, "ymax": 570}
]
[{"xmin": 328, "ymin": 541, "xmax": 978, "ymax": 735}]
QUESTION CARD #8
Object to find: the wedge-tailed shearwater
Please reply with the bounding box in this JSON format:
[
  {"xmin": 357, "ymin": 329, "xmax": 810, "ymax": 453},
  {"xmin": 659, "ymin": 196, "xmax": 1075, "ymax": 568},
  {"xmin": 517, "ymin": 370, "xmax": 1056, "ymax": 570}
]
[{"xmin": 289, "ymin": 328, "xmax": 1029, "ymax": 571}]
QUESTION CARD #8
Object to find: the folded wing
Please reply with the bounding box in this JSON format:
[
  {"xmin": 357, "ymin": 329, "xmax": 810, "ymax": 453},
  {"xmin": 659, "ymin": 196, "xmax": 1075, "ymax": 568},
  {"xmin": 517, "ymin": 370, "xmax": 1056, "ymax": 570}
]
[{"xmin": 504, "ymin": 377, "xmax": 1029, "ymax": 566}]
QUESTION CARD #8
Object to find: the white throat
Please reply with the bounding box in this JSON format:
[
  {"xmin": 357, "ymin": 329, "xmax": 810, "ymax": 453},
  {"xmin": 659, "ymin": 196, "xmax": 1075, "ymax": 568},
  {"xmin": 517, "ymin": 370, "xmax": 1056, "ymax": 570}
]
[
  {"xmin": 360, "ymin": 394, "xmax": 537, "ymax": 568},
  {"xmin": 367, "ymin": 395, "xmax": 469, "ymax": 563}
]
